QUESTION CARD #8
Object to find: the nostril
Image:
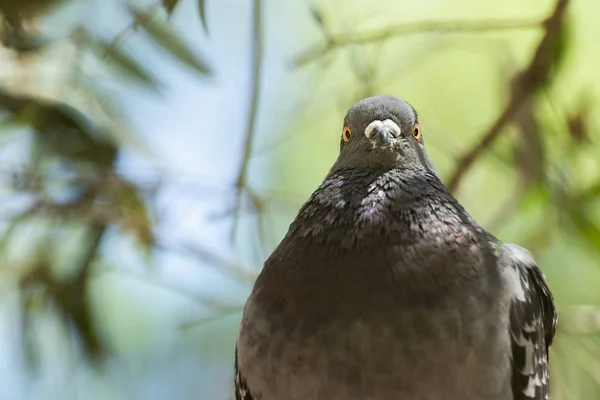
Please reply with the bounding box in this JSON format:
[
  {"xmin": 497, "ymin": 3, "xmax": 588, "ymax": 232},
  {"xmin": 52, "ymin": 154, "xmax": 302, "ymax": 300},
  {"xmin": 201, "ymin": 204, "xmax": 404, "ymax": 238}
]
[
  {"xmin": 382, "ymin": 119, "xmax": 401, "ymax": 138},
  {"xmin": 375, "ymin": 129, "xmax": 392, "ymax": 147},
  {"xmin": 366, "ymin": 125, "xmax": 380, "ymax": 139},
  {"xmin": 364, "ymin": 120, "xmax": 384, "ymax": 139}
]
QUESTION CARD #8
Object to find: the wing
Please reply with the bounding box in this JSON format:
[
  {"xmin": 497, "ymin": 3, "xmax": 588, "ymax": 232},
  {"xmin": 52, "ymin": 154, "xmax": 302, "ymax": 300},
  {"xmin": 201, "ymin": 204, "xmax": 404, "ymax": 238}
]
[
  {"xmin": 234, "ymin": 344, "xmax": 255, "ymax": 400},
  {"xmin": 504, "ymin": 244, "xmax": 557, "ymax": 400}
]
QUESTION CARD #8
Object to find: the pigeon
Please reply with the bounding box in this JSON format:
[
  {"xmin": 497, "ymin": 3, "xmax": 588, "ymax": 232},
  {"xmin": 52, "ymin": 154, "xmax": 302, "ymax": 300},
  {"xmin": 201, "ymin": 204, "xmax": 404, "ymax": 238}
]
[{"xmin": 234, "ymin": 95, "xmax": 557, "ymax": 400}]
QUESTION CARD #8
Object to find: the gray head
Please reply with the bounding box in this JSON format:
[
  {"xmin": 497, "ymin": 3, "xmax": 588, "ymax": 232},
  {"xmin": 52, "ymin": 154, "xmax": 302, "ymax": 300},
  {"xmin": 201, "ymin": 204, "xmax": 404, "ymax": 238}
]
[{"xmin": 331, "ymin": 95, "xmax": 436, "ymax": 173}]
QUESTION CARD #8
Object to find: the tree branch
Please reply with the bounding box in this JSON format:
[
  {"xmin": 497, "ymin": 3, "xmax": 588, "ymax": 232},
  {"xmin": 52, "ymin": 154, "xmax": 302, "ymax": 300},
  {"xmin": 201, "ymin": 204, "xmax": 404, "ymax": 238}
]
[
  {"xmin": 179, "ymin": 305, "xmax": 244, "ymax": 330},
  {"xmin": 293, "ymin": 17, "xmax": 542, "ymax": 67},
  {"xmin": 231, "ymin": 0, "xmax": 263, "ymax": 241},
  {"xmin": 447, "ymin": 0, "xmax": 570, "ymax": 193},
  {"xmin": 160, "ymin": 241, "xmax": 257, "ymax": 284},
  {"xmin": 99, "ymin": 267, "xmax": 240, "ymax": 310},
  {"xmin": 104, "ymin": 1, "xmax": 163, "ymax": 56}
]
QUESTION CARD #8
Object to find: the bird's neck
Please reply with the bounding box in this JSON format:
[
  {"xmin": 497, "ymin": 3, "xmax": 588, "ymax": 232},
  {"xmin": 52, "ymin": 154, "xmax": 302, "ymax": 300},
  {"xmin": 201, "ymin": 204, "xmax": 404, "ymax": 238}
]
[
  {"xmin": 304, "ymin": 166, "xmax": 449, "ymax": 215},
  {"xmin": 288, "ymin": 167, "xmax": 463, "ymax": 248}
]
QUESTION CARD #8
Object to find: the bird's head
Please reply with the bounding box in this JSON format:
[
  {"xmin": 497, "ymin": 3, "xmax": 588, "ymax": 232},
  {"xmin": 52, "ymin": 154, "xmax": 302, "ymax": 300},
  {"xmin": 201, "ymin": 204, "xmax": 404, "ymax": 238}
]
[{"xmin": 331, "ymin": 95, "xmax": 437, "ymax": 173}]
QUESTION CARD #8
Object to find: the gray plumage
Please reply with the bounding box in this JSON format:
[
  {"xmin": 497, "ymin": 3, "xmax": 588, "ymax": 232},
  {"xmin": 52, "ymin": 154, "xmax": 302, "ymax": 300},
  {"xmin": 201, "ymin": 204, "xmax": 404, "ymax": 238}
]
[{"xmin": 235, "ymin": 96, "xmax": 557, "ymax": 400}]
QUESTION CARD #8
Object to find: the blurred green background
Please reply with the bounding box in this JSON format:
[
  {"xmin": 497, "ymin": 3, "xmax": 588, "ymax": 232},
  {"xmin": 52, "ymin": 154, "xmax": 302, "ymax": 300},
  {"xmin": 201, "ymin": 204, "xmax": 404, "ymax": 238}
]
[{"xmin": 0, "ymin": 0, "xmax": 599, "ymax": 398}]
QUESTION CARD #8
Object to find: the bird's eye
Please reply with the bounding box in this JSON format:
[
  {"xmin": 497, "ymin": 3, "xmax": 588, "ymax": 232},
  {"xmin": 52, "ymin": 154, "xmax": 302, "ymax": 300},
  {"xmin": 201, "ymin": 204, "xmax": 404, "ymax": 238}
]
[
  {"xmin": 342, "ymin": 126, "xmax": 352, "ymax": 143},
  {"xmin": 412, "ymin": 123, "xmax": 422, "ymax": 141}
]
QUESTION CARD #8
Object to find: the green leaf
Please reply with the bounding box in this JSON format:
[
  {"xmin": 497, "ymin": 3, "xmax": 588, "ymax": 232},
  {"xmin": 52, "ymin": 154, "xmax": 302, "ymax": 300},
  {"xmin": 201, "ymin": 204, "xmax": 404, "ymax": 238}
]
[
  {"xmin": 570, "ymin": 209, "xmax": 600, "ymax": 251},
  {"xmin": 81, "ymin": 80, "xmax": 152, "ymax": 157},
  {"xmin": 309, "ymin": 5, "xmax": 330, "ymax": 39},
  {"xmin": 163, "ymin": 0, "xmax": 180, "ymax": 16},
  {"xmin": 105, "ymin": 177, "xmax": 154, "ymax": 249},
  {"xmin": 576, "ymin": 181, "xmax": 600, "ymax": 205},
  {"xmin": 75, "ymin": 27, "xmax": 159, "ymax": 88},
  {"xmin": 103, "ymin": 44, "xmax": 160, "ymax": 87},
  {"xmin": 99, "ymin": 44, "xmax": 159, "ymax": 87},
  {"xmin": 0, "ymin": 88, "xmax": 117, "ymax": 167},
  {"xmin": 198, "ymin": 0, "xmax": 208, "ymax": 33},
  {"xmin": 129, "ymin": 6, "xmax": 212, "ymax": 75}
]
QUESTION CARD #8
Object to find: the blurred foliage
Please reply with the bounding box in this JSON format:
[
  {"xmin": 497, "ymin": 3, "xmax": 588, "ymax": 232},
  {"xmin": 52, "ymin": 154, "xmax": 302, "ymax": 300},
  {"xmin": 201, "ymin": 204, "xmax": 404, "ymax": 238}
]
[
  {"xmin": 0, "ymin": 0, "xmax": 211, "ymax": 371},
  {"xmin": 0, "ymin": 0, "xmax": 600, "ymax": 399}
]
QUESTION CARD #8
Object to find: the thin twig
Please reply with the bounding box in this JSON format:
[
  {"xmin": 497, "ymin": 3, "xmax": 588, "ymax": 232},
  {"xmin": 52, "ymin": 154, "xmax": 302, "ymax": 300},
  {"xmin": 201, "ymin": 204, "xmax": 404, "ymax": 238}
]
[
  {"xmin": 104, "ymin": 1, "xmax": 163, "ymax": 56},
  {"xmin": 98, "ymin": 267, "xmax": 241, "ymax": 309},
  {"xmin": 160, "ymin": 241, "xmax": 257, "ymax": 284},
  {"xmin": 231, "ymin": 0, "xmax": 263, "ymax": 242},
  {"xmin": 179, "ymin": 305, "xmax": 244, "ymax": 330},
  {"xmin": 293, "ymin": 17, "xmax": 542, "ymax": 67},
  {"xmin": 447, "ymin": 0, "xmax": 570, "ymax": 193}
]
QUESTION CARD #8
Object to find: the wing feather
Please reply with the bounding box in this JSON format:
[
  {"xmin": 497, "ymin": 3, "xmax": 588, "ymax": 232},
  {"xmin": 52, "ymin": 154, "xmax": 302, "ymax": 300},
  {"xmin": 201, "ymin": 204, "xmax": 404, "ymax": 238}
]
[
  {"xmin": 505, "ymin": 244, "xmax": 557, "ymax": 400},
  {"xmin": 234, "ymin": 344, "xmax": 255, "ymax": 400}
]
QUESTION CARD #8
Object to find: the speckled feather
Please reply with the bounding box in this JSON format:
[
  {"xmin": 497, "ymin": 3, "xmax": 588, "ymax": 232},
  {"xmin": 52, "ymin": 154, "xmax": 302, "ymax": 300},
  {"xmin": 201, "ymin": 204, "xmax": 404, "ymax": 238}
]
[
  {"xmin": 234, "ymin": 344, "xmax": 253, "ymax": 400},
  {"xmin": 505, "ymin": 245, "xmax": 557, "ymax": 400},
  {"xmin": 234, "ymin": 96, "xmax": 556, "ymax": 400}
]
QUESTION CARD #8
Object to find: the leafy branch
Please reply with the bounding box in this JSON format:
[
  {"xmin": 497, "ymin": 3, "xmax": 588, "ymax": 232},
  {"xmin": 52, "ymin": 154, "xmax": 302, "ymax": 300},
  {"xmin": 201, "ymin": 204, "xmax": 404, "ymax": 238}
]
[
  {"xmin": 293, "ymin": 17, "xmax": 543, "ymax": 67},
  {"xmin": 447, "ymin": 0, "xmax": 570, "ymax": 193},
  {"xmin": 105, "ymin": 1, "xmax": 163, "ymax": 54}
]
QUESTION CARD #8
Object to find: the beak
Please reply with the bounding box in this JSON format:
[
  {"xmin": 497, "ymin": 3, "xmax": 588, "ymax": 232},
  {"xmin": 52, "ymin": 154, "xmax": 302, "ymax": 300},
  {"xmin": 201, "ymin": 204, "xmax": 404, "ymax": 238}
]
[
  {"xmin": 372, "ymin": 126, "xmax": 394, "ymax": 148},
  {"xmin": 364, "ymin": 119, "xmax": 400, "ymax": 148}
]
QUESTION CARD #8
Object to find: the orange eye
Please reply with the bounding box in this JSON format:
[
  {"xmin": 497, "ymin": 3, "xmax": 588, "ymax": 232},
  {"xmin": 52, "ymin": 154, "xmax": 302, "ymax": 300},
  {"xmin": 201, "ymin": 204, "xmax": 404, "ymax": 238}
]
[
  {"xmin": 412, "ymin": 123, "xmax": 422, "ymax": 140},
  {"xmin": 342, "ymin": 126, "xmax": 352, "ymax": 143}
]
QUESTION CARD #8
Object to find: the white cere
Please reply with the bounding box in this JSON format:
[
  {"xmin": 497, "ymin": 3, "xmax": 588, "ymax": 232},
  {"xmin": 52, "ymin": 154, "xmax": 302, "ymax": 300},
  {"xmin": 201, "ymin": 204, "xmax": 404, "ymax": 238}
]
[
  {"xmin": 364, "ymin": 120, "xmax": 383, "ymax": 139},
  {"xmin": 364, "ymin": 119, "xmax": 401, "ymax": 139},
  {"xmin": 382, "ymin": 119, "xmax": 401, "ymax": 137}
]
